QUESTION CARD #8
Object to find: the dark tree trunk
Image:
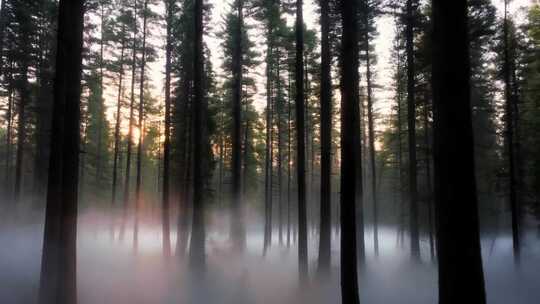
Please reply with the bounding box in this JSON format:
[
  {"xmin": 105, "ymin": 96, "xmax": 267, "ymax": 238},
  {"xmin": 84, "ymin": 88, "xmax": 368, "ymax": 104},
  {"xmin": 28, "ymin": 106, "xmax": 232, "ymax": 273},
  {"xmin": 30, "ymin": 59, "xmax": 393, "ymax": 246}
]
[
  {"xmin": 431, "ymin": 1, "xmax": 486, "ymax": 303},
  {"xmin": 4, "ymin": 74, "xmax": 14, "ymax": 196},
  {"xmin": 189, "ymin": 0, "xmax": 206, "ymax": 271},
  {"xmin": 295, "ymin": 0, "xmax": 308, "ymax": 285},
  {"xmin": 277, "ymin": 54, "xmax": 283, "ymax": 246},
  {"xmin": 112, "ymin": 24, "xmax": 126, "ymax": 207},
  {"xmin": 423, "ymin": 99, "xmax": 435, "ymax": 260},
  {"xmin": 263, "ymin": 40, "xmax": 274, "ymax": 256},
  {"xmin": 133, "ymin": 0, "xmax": 149, "ymax": 254},
  {"xmin": 231, "ymin": 0, "xmax": 246, "ymax": 251},
  {"xmin": 14, "ymin": 46, "xmax": 30, "ymax": 202},
  {"xmin": 317, "ymin": 0, "xmax": 332, "ymax": 276},
  {"xmin": 95, "ymin": 3, "xmax": 106, "ymax": 188},
  {"xmin": 406, "ymin": 0, "xmax": 420, "ymax": 260},
  {"xmin": 162, "ymin": 0, "xmax": 174, "ymax": 259},
  {"xmin": 340, "ymin": 0, "xmax": 361, "ymax": 302},
  {"xmin": 364, "ymin": 28, "xmax": 378, "ymax": 257},
  {"xmin": 120, "ymin": 3, "xmax": 139, "ymax": 241},
  {"xmin": 287, "ymin": 73, "xmax": 292, "ymax": 248},
  {"xmin": 38, "ymin": 1, "xmax": 84, "ymax": 303},
  {"xmin": 503, "ymin": 0, "xmax": 520, "ymax": 265}
]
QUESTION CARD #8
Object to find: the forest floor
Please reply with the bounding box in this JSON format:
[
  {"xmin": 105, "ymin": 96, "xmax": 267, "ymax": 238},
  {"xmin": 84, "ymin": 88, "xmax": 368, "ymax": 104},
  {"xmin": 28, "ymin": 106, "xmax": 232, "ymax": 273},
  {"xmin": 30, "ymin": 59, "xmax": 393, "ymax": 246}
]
[{"xmin": 0, "ymin": 207, "xmax": 539, "ymax": 304}]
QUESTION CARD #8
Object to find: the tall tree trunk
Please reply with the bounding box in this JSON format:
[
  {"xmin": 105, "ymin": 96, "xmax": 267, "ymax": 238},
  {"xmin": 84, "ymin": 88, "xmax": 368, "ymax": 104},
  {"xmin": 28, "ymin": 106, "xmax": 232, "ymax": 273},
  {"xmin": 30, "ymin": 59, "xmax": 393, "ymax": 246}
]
[
  {"xmin": 4, "ymin": 74, "xmax": 13, "ymax": 196},
  {"xmin": 295, "ymin": 0, "xmax": 308, "ymax": 285},
  {"xmin": 263, "ymin": 40, "xmax": 274, "ymax": 256},
  {"xmin": 340, "ymin": 0, "xmax": 361, "ymax": 302},
  {"xmin": 38, "ymin": 1, "xmax": 84, "ymax": 303},
  {"xmin": 120, "ymin": 3, "xmax": 138, "ymax": 241},
  {"xmin": 95, "ymin": 2, "xmax": 106, "ymax": 188},
  {"xmin": 317, "ymin": 0, "xmax": 332, "ymax": 276},
  {"xmin": 112, "ymin": 24, "xmax": 126, "ymax": 207},
  {"xmin": 189, "ymin": 0, "xmax": 206, "ymax": 271},
  {"xmin": 364, "ymin": 29, "xmax": 378, "ymax": 257},
  {"xmin": 134, "ymin": 0, "xmax": 149, "ymax": 254},
  {"xmin": 231, "ymin": 0, "xmax": 246, "ymax": 251},
  {"xmin": 423, "ymin": 99, "xmax": 435, "ymax": 260},
  {"xmin": 503, "ymin": 0, "xmax": 520, "ymax": 265},
  {"xmin": 406, "ymin": 0, "xmax": 420, "ymax": 260},
  {"xmin": 14, "ymin": 62, "xmax": 29, "ymax": 203},
  {"xmin": 287, "ymin": 73, "xmax": 292, "ymax": 248},
  {"xmin": 162, "ymin": 0, "xmax": 174, "ymax": 259},
  {"xmin": 432, "ymin": 1, "xmax": 486, "ymax": 303},
  {"xmin": 277, "ymin": 54, "xmax": 283, "ymax": 246}
]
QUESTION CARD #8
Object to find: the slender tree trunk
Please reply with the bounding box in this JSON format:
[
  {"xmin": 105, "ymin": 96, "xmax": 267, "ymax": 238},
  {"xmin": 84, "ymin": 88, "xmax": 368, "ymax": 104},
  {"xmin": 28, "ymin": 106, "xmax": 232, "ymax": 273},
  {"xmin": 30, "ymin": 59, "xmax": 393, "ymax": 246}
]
[
  {"xmin": 503, "ymin": 0, "xmax": 520, "ymax": 265},
  {"xmin": 134, "ymin": 0, "xmax": 149, "ymax": 254},
  {"xmin": 263, "ymin": 40, "xmax": 274, "ymax": 256},
  {"xmin": 14, "ymin": 62, "xmax": 29, "ymax": 203},
  {"xmin": 423, "ymin": 99, "xmax": 435, "ymax": 260},
  {"xmin": 120, "ymin": 4, "xmax": 139, "ymax": 241},
  {"xmin": 340, "ymin": 0, "xmax": 361, "ymax": 301},
  {"xmin": 364, "ymin": 29, "xmax": 379, "ymax": 257},
  {"xmin": 277, "ymin": 54, "xmax": 283, "ymax": 246},
  {"xmin": 39, "ymin": 1, "xmax": 84, "ymax": 303},
  {"xmin": 231, "ymin": 0, "xmax": 246, "ymax": 251},
  {"xmin": 95, "ymin": 2, "xmax": 106, "ymax": 188},
  {"xmin": 406, "ymin": 0, "xmax": 420, "ymax": 260},
  {"xmin": 112, "ymin": 24, "xmax": 126, "ymax": 206},
  {"xmin": 432, "ymin": 1, "xmax": 486, "ymax": 303},
  {"xmin": 162, "ymin": 0, "xmax": 174, "ymax": 259},
  {"xmin": 295, "ymin": 0, "xmax": 308, "ymax": 285},
  {"xmin": 242, "ymin": 117, "xmax": 249, "ymax": 196},
  {"xmin": 317, "ymin": 0, "xmax": 332, "ymax": 276},
  {"xmin": 287, "ymin": 73, "xmax": 292, "ymax": 248},
  {"xmin": 4, "ymin": 76, "xmax": 13, "ymax": 196},
  {"xmin": 189, "ymin": 0, "xmax": 206, "ymax": 271}
]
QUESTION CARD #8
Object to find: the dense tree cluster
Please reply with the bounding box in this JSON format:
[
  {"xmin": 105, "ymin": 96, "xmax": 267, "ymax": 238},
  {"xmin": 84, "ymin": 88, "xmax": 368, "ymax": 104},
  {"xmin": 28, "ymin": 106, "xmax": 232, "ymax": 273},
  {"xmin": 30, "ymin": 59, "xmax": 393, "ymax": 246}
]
[{"xmin": 0, "ymin": 0, "xmax": 539, "ymax": 303}]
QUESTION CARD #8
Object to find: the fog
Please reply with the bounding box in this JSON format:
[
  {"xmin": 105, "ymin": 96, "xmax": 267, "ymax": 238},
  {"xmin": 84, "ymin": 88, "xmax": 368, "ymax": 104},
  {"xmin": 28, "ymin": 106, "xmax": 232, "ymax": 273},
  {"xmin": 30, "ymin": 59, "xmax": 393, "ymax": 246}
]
[{"xmin": 1, "ymin": 200, "xmax": 538, "ymax": 304}]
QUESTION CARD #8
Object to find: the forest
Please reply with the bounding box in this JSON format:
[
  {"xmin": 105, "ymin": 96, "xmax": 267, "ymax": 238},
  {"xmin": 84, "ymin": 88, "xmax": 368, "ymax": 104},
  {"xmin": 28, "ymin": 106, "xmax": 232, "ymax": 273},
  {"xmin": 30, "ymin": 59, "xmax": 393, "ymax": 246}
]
[{"xmin": 0, "ymin": 0, "xmax": 539, "ymax": 303}]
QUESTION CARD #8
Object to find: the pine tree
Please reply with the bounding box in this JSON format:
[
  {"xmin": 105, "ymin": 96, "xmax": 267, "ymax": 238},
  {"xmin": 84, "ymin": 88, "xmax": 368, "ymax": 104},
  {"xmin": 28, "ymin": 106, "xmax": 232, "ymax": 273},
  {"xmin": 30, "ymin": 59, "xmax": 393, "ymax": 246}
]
[
  {"xmin": 39, "ymin": 0, "xmax": 85, "ymax": 303},
  {"xmin": 432, "ymin": 1, "xmax": 486, "ymax": 302}
]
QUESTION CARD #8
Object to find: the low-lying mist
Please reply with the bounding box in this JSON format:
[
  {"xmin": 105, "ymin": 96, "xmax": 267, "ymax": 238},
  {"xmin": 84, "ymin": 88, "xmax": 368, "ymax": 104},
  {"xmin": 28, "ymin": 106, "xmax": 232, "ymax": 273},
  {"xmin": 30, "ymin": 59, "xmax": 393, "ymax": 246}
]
[{"xmin": 0, "ymin": 200, "xmax": 539, "ymax": 304}]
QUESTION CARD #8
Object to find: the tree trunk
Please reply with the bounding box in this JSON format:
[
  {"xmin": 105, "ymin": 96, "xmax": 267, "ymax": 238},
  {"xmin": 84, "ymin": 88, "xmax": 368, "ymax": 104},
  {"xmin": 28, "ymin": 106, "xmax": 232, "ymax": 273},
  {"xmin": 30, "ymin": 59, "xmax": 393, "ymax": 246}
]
[
  {"xmin": 112, "ymin": 23, "xmax": 126, "ymax": 207},
  {"xmin": 364, "ymin": 27, "xmax": 378, "ymax": 258},
  {"xmin": 295, "ymin": 0, "xmax": 308, "ymax": 285},
  {"xmin": 231, "ymin": 0, "xmax": 246, "ymax": 251},
  {"xmin": 432, "ymin": 1, "xmax": 486, "ymax": 303},
  {"xmin": 162, "ymin": 0, "xmax": 174, "ymax": 259},
  {"xmin": 14, "ymin": 54, "xmax": 30, "ymax": 202},
  {"xmin": 3, "ymin": 74, "xmax": 13, "ymax": 196},
  {"xmin": 503, "ymin": 0, "xmax": 520, "ymax": 265},
  {"xmin": 263, "ymin": 40, "xmax": 274, "ymax": 256},
  {"xmin": 317, "ymin": 0, "xmax": 332, "ymax": 276},
  {"xmin": 340, "ymin": 0, "xmax": 361, "ymax": 301},
  {"xmin": 406, "ymin": 0, "xmax": 420, "ymax": 260},
  {"xmin": 39, "ymin": 1, "xmax": 84, "ymax": 303},
  {"xmin": 189, "ymin": 0, "xmax": 206, "ymax": 271},
  {"xmin": 120, "ymin": 3, "xmax": 139, "ymax": 241},
  {"xmin": 134, "ymin": 0, "xmax": 149, "ymax": 254}
]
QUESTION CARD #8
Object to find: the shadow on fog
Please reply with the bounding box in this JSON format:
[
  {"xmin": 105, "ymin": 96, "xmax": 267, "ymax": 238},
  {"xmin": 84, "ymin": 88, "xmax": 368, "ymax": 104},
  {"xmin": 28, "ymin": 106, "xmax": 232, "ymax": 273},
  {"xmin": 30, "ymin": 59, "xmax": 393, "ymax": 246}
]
[{"xmin": 0, "ymin": 201, "xmax": 539, "ymax": 304}]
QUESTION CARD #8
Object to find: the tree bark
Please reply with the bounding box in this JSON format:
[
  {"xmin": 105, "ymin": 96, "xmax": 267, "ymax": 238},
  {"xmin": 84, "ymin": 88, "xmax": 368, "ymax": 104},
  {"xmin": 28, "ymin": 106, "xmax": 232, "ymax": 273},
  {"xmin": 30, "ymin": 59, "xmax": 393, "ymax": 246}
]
[
  {"xmin": 295, "ymin": 0, "xmax": 308, "ymax": 285},
  {"xmin": 340, "ymin": 0, "xmax": 361, "ymax": 302},
  {"xmin": 317, "ymin": 0, "xmax": 332, "ymax": 276},
  {"xmin": 189, "ymin": 0, "xmax": 206, "ymax": 271},
  {"xmin": 503, "ymin": 0, "xmax": 520, "ymax": 265},
  {"xmin": 432, "ymin": 1, "xmax": 486, "ymax": 303},
  {"xmin": 406, "ymin": 0, "xmax": 420, "ymax": 260},
  {"xmin": 162, "ymin": 0, "xmax": 174, "ymax": 259},
  {"xmin": 231, "ymin": 0, "xmax": 246, "ymax": 251},
  {"xmin": 39, "ymin": 1, "xmax": 84, "ymax": 303}
]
